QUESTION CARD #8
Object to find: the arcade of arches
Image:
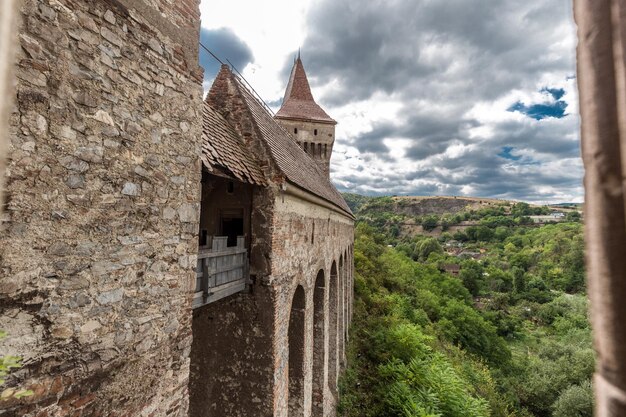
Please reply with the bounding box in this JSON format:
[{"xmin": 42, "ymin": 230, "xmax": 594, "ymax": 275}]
[{"xmin": 286, "ymin": 247, "xmax": 354, "ymax": 416}]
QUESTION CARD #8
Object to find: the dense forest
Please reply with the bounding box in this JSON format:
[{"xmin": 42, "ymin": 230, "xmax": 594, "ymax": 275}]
[{"xmin": 338, "ymin": 195, "xmax": 592, "ymax": 417}]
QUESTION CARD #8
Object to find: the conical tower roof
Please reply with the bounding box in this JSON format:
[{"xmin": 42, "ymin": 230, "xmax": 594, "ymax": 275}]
[{"xmin": 275, "ymin": 56, "xmax": 336, "ymax": 124}]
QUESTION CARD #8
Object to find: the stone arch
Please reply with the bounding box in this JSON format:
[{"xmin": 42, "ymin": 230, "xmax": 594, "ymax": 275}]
[
  {"xmin": 328, "ymin": 260, "xmax": 339, "ymax": 395},
  {"xmin": 312, "ymin": 270, "xmax": 325, "ymax": 417},
  {"xmin": 344, "ymin": 249, "xmax": 349, "ymax": 343},
  {"xmin": 338, "ymin": 254, "xmax": 345, "ymax": 368},
  {"xmin": 289, "ymin": 285, "xmax": 306, "ymax": 416},
  {"xmin": 349, "ymin": 244, "xmax": 354, "ymax": 322}
]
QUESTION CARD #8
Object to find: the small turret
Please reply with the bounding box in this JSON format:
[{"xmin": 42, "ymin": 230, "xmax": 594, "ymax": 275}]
[{"xmin": 274, "ymin": 54, "xmax": 337, "ymax": 176}]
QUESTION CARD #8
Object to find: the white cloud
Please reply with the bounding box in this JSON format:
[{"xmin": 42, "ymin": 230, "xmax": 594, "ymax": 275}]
[
  {"xmin": 200, "ymin": 0, "xmax": 582, "ymax": 203},
  {"xmin": 200, "ymin": 0, "xmax": 312, "ymax": 99}
]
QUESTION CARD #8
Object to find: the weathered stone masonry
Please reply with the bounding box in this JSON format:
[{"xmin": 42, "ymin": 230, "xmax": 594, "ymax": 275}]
[
  {"xmin": 0, "ymin": 0, "xmax": 203, "ymax": 415},
  {"xmin": 188, "ymin": 64, "xmax": 354, "ymax": 417},
  {"xmin": 0, "ymin": 2, "xmax": 354, "ymax": 417}
]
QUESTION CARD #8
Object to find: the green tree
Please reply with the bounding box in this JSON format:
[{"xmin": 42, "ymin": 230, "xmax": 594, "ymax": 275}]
[
  {"xmin": 422, "ymin": 215, "xmax": 439, "ymax": 232},
  {"xmin": 416, "ymin": 237, "xmax": 443, "ymax": 261},
  {"xmin": 566, "ymin": 211, "xmax": 582, "ymax": 222},
  {"xmin": 552, "ymin": 381, "xmax": 594, "ymax": 417},
  {"xmin": 459, "ymin": 260, "xmax": 483, "ymax": 296},
  {"xmin": 512, "ymin": 266, "xmax": 526, "ymax": 293}
]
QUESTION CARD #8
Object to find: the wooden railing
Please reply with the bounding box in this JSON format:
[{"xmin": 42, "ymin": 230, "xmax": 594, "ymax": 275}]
[{"xmin": 193, "ymin": 236, "xmax": 248, "ymax": 309}]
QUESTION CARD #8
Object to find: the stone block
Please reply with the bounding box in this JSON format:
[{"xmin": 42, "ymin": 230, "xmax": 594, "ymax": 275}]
[{"xmin": 96, "ymin": 288, "xmax": 124, "ymax": 305}]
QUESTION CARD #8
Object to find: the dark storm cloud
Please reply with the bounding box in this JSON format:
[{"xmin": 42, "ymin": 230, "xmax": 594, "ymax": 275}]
[
  {"xmin": 352, "ymin": 123, "xmax": 393, "ymax": 154},
  {"xmin": 200, "ymin": 27, "xmax": 253, "ymax": 85},
  {"xmin": 298, "ymin": 0, "xmax": 573, "ymax": 105},
  {"xmin": 299, "ymin": 0, "xmax": 580, "ymax": 201},
  {"xmin": 353, "ymin": 106, "xmax": 473, "ymax": 160}
]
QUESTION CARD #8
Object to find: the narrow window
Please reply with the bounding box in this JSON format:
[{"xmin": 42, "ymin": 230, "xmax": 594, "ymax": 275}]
[
  {"xmin": 227, "ymin": 181, "xmax": 234, "ymax": 194},
  {"xmin": 294, "ymin": 128, "xmax": 298, "ymax": 134},
  {"xmin": 304, "ymin": 142, "xmax": 308, "ymax": 152},
  {"xmin": 324, "ymin": 144, "xmax": 328, "ymax": 157},
  {"xmin": 317, "ymin": 143, "xmax": 322, "ymax": 157},
  {"xmin": 314, "ymin": 129, "xmax": 318, "ymax": 136}
]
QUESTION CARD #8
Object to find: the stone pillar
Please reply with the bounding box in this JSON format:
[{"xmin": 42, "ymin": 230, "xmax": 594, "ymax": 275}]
[
  {"xmin": 0, "ymin": 0, "xmax": 20, "ymax": 214},
  {"xmin": 575, "ymin": 1, "xmax": 626, "ymax": 414}
]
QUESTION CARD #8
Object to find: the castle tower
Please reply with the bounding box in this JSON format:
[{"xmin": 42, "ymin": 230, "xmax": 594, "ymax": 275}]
[{"xmin": 275, "ymin": 54, "xmax": 337, "ymax": 176}]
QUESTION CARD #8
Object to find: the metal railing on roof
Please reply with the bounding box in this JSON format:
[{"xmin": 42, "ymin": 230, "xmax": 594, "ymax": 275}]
[{"xmin": 199, "ymin": 42, "xmax": 276, "ymax": 116}]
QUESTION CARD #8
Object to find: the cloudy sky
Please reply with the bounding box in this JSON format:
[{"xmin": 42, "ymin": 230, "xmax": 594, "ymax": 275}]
[{"xmin": 198, "ymin": 0, "xmax": 581, "ymax": 204}]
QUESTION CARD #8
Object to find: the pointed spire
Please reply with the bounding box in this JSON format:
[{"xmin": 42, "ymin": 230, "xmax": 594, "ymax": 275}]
[
  {"xmin": 275, "ymin": 56, "xmax": 336, "ymax": 123},
  {"xmin": 281, "ymin": 55, "xmax": 314, "ymax": 102}
]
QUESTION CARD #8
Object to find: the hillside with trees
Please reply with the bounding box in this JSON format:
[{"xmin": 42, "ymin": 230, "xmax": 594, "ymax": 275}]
[{"xmin": 339, "ymin": 195, "xmax": 591, "ymax": 417}]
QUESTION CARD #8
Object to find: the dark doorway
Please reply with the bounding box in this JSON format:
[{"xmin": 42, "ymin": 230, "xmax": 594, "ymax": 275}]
[{"xmin": 220, "ymin": 209, "xmax": 244, "ymax": 247}]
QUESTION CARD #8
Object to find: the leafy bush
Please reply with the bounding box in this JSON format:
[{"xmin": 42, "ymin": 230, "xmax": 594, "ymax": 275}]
[
  {"xmin": 422, "ymin": 215, "xmax": 439, "ymax": 232},
  {"xmin": 552, "ymin": 380, "xmax": 594, "ymax": 417},
  {"xmin": 0, "ymin": 331, "xmax": 33, "ymax": 400}
]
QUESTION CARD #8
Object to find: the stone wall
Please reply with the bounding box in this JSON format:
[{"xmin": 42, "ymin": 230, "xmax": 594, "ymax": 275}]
[
  {"xmin": 0, "ymin": 0, "xmax": 202, "ymax": 415},
  {"xmin": 188, "ymin": 183, "xmax": 353, "ymax": 417},
  {"xmin": 189, "ymin": 283, "xmax": 276, "ymax": 417},
  {"xmin": 270, "ymin": 189, "xmax": 353, "ymax": 417}
]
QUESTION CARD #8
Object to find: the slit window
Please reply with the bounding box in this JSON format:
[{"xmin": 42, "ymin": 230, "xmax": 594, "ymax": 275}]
[
  {"xmin": 294, "ymin": 128, "xmax": 298, "ymax": 134},
  {"xmin": 314, "ymin": 129, "xmax": 318, "ymax": 136}
]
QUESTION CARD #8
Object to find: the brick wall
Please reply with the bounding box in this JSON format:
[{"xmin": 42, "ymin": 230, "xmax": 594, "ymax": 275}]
[{"xmin": 0, "ymin": 0, "xmax": 202, "ymax": 415}]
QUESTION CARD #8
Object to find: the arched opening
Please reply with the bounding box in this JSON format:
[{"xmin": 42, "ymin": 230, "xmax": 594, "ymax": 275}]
[
  {"xmin": 312, "ymin": 270, "xmax": 325, "ymax": 416},
  {"xmin": 328, "ymin": 261, "xmax": 338, "ymax": 395},
  {"xmin": 288, "ymin": 285, "xmax": 306, "ymax": 416},
  {"xmin": 344, "ymin": 249, "xmax": 349, "ymax": 343},
  {"xmin": 338, "ymin": 255, "xmax": 345, "ymax": 368},
  {"xmin": 349, "ymin": 245, "xmax": 354, "ymax": 323}
]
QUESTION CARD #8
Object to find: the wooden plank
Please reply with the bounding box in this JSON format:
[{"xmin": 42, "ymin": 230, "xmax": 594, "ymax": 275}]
[
  {"xmin": 208, "ymin": 263, "xmax": 244, "ymax": 276},
  {"xmin": 192, "ymin": 291, "xmax": 204, "ymax": 309},
  {"xmin": 202, "ymin": 258, "xmax": 209, "ymax": 291},
  {"xmin": 192, "ymin": 279, "xmax": 247, "ymax": 309},
  {"xmin": 205, "ymin": 281, "xmax": 246, "ymax": 304},
  {"xmin": 212, "ymin": 236, "xmax": 228, "ymax": 251},
  {"xmin": 197, "ymin": 248, "xmax": 246, "ymax": 260},
  {"xmin": 209, "ymin": 257, "xmax": 216, "ymax": 288}
]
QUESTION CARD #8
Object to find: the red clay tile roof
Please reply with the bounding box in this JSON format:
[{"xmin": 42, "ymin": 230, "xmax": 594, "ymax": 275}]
[
  {"xmin": 231, "ymin": 74, "xmax": 351, "ymax": 216},
  {"xmin": 275, "ymin": 57, "xmax": 336, "ymax": 124},
  {"xmin": 201, "ymin": 102, "xmax": 267, "ymax": 186}
]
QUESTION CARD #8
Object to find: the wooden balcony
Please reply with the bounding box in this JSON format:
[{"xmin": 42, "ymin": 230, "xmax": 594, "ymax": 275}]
[{"xmin": 193, "ymin": 236, "xmax": 248, "ymax": 309}]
